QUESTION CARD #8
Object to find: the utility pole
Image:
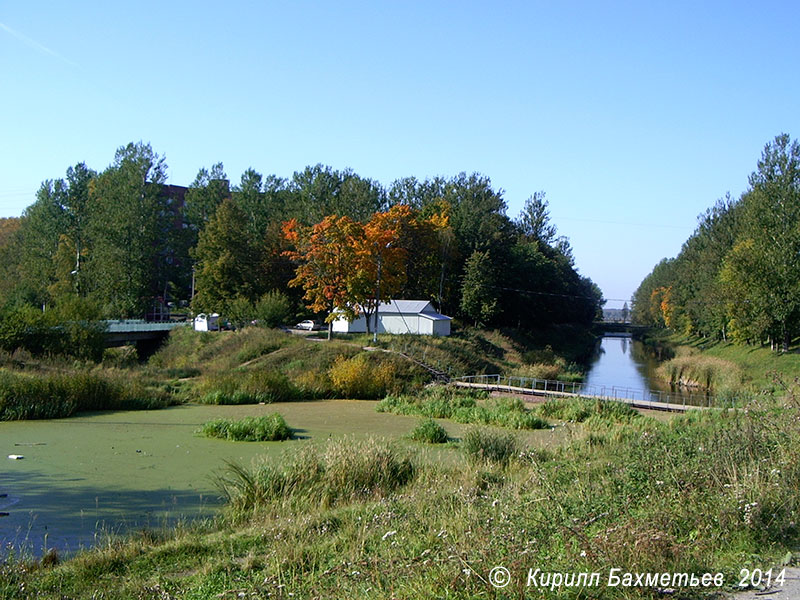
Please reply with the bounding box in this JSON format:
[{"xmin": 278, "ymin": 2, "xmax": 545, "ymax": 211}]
[
  {"xmin": 373, "ymin": 241, "xmax": 392, "ymax": 344},
  {"xmin": 373, "ymin": 253, "xmax": 382, "ymax": 344}
]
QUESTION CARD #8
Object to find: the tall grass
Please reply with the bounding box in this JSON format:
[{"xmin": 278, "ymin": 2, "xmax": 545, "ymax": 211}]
[
  {"xmin": 377, "ymin": 386, "xmax": 550, "ymax": 429},
  {"xmin": 461, "ymin": 426, "xmax": 519, "ymax": 466},
  {"xmin": 409, "ymin": 418, "xmax": 449, "ymax": 444},
  {"xmin": 217, "ymin": 437, "xmax": 415, "ymax": 513},
  {"xmin": 0, "ymin": 369, "xmax": 173, "ymax": 420},
  {"xmin": 201, "ymin": 413, "xmax": 292, "ymax": 441},
  {"xmin": 199, "ymin": 370, "xmax": 301, "ymax": 404},
  {"xmin": 656, "ymin": 350, "xmax": 742, "ymax": 391},
  {"xmin": 535, "ymin": 396, "xmax": 641, "ymax": 425}
]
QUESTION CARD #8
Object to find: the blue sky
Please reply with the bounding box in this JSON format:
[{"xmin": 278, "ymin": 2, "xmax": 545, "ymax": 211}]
[{"xmin": 2, "ymin": 1, "xmax": 799, "ymax": 306}]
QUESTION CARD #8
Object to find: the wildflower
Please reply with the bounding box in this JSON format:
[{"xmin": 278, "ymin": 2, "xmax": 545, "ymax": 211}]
[{"xmin": 382, "ymin": 530, "xmax": 397, "ymax": 541}]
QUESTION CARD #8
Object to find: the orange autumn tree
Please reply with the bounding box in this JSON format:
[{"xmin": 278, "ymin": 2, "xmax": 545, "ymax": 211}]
[
  {"xmin": 352, "ymin": 205, "xmax": 412, "ymax": 334},
  {"xmin": 284, "ymin": 205, "xmax": 450, "ymax": 339},
  {"xmin": 282, "ymin": 215, "xmax": 364, "ymax": 340}
]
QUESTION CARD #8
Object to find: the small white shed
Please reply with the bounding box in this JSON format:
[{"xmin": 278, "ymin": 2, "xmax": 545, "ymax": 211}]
[
  {"xmin": 332, "ymin": 300, "xmax": 451, "ymax": 336},
  {"xmin": 194, "ymin": 313, "xmax": 219, "ymax": 332}
]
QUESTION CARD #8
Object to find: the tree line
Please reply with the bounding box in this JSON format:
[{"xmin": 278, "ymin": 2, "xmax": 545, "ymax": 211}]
[
  {"xmin": 0, "ymin": 141, "xmax": 602, "ymax": 352},
  {"xmin": 632, "ymin": 134, "xmax": 800, "ymax": 351}
]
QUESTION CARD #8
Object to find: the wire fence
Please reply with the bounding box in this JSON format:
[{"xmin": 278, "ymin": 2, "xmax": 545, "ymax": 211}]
[{"xmin": 453, "ymin": 374, "xmax": 727, "ymax": 410}]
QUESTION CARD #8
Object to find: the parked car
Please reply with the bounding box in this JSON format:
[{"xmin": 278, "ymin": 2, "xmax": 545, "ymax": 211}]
[{"xmin": 295, "ymin": 320, "xmax": 316, "ymax": 330}]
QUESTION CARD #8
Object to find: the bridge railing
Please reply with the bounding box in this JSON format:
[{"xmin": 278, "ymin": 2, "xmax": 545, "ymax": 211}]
[{"xmin": 452, "ymin": 374, "xmax": 725, "ymax": 409}]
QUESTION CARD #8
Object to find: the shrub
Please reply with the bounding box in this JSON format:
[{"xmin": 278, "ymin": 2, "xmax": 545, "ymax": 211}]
[
  {"xmin": 0, "ymin": 301, "xmax": 106, "ymax": 361},
  {"xmin": 461, "ymin": 426, "xmax": 519, "ymax": 466},
  {"xmin": 409, "ymin": 418, "xmax": 449, "ymax": 444},
  {"xmin": 217, "ymin": 437, "xmax": 415, "ymax": 513},
  {"xmin": 329, "ymin": 354, "xmax": 397, "ymax": 399},
  {"xmin": 201, "ymin": 413, "xmax": 292, "ymax": 442},
  {"xmin": 254, "ymin": 291, "xmax": 292, "ymax": 328}
]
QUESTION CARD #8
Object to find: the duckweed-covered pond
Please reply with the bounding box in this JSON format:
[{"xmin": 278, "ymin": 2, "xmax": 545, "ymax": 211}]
[{"xmin": 1, "ymin": 401, "xmax": 566, "ymax": 557}]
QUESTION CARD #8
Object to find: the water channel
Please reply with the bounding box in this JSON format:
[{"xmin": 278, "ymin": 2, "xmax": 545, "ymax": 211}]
[{"xmin": 584, "ymin": 334, "xmax": 710, "ymax": 406}]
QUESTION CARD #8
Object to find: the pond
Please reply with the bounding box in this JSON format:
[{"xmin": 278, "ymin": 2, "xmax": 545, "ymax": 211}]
[{"xmin": 0, "ymin": 401, "xmax": 563, "ymax": 557}]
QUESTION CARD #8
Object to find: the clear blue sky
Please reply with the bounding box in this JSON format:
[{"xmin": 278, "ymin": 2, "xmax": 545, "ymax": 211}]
[{"xmin": 3, "ymin": 1, "xmax": 799, "ymax": 306}]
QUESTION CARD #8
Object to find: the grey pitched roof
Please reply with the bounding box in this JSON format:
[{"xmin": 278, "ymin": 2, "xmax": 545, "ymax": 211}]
[{"xmin": 378, "ymin": 300, "xmax": 432, "ymax": 314}]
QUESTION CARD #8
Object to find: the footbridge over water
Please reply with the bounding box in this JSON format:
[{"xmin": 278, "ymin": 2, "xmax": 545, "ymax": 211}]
[{"xmin": 452, "ymin": 374, "xmax": 722, "ymax": 412}]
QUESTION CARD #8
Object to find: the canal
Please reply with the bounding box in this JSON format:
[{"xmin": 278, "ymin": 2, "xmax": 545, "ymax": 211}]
[{"xmin": 584, "ymin": 334, "xmax": 710, "ymax": 406}]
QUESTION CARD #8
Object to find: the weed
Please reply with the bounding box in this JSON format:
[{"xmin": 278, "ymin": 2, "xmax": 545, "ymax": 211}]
[
  {"xmin": 217, "ymin": 437, "xmax": 415, "ymax": 513},
  {"xmin": 201, "ymin": 413, "xmax": 293, "ymax": 442},
  {"xmin": 461, "ymin": 426, "xmax": 519, "ymax": 466},
  {"xmin": 409, "ymin": 418, "xmax": 449, "ymax": 444}
]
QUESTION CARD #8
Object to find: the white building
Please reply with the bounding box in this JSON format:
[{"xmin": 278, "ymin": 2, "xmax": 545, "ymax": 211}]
[
  {"xmin": 193, "ymin": 313, "xmax": 219, "ymax": 331},
  {"xmin": 332, "ymin": 300, "xmax": 451, "ymax": 336}
]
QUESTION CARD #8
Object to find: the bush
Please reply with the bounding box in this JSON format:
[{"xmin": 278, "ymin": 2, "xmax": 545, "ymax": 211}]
[
  {"xmin": 0, "ymin": 301, "xmax": 106, "ymax": 361},
  {"xmin": 254, "ymin": 291, "xmax": 292, "ymax": 328},
  {"xmin": 461, "ymin": 426, "xmax": 519, "ymax": 466},
  {"xmin": 201, "ymin": 413, "xmax": 292, "ymax": 441},
  {"xmin": 217, "ymin": 437, "xmax": 415, "ymax": 512},
  {"xmin": 409, "ymin": 418, "xmax": 449, "ymax": 444},
  {"xmin": 329, "ymin": 354, "xmax": 398, "ymax": 399}
]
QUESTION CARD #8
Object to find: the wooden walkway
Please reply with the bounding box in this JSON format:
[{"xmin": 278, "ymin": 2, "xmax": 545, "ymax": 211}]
[{"xmin": 452, "ymin": 380, "xmax": 706, "ymax": 413}]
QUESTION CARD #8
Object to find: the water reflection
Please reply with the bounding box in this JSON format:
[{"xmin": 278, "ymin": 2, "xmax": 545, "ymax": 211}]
[{"xmin": 584, "ymin": 335, "xmax": 710, "ymax": 406}]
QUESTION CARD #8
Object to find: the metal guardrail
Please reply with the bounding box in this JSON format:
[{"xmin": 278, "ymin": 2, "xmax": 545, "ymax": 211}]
[{"xmin": 453, "ymin": 374, "xmax": 725, "ymax": 409}]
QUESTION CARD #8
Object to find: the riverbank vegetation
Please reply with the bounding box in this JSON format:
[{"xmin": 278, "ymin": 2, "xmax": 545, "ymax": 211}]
[
  {"xmin": 4, "ymin": 395, "xmax": 800, "ymax": 599},
  {"xmin": 0, "ymin": 366, "xmax": 174, "ymax": 420},
  {"xmin": 633, "ymin": 134, "xmax": 800, "ymax": 354},
  {"xmin": 377, "ymin": 387, "xmax": 551, "ymax": 430},
  {"xmin": 0, "ymin": 323, "xmax": 593, "ymax": 421}
]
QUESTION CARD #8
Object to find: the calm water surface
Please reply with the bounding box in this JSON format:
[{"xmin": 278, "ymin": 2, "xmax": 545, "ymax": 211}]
[{"xmin": 584, "ymin": 335, "xmax": 710, "ymax": 405}]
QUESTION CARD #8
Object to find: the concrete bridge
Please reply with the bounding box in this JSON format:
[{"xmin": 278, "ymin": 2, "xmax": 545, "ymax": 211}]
[{"xmin": 103, "ymin": 320, "xmax": 189, "ymax": 354}]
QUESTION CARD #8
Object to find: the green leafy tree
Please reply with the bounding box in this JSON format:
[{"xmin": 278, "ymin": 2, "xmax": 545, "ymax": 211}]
[
  {"xmin": 460, "ymin": 249, "xmax": 499, "ymax": 326},
  {"xmin": 85, "ymin": 142, "xmax": 170, "ymax": 316},
  {"xmin": 184, "ymin": 163, "xmax": 229, "ymax": 231},
  {"xmin": 192, "ymin": 198, "xmax": 261, "ymax": 312},
  {"xmin": 290, "ymin": 165, "xmax": 386, "ymax": 224},
  {"xmin": 517, "ymin": 191, "xmax": 557, "ymax": 245},
  {"xmin": 16, "ymin": 163, "xmax": 95, "ymax": 305}
]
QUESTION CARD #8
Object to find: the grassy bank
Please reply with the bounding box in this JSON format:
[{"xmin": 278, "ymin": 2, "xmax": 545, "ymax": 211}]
[
  {"xmin": 645, "ymin": 331, "xmax": 800, "ymax": 395},
  {"xmin": 0, "ymin": 323, "xmax": 594, "ymax": 421},
  {"xmin": 5, "ymin": 396, "xmax": 799, "ymax": 599}
]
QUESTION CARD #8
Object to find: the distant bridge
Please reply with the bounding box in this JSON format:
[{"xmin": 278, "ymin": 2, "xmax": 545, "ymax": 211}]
[
  {"xmin": 593, "ymin": 322, "xmax": 650, "ymax": 336},
  {"xmin": 103, "ymin": 320, "xmax": 189, "ymax": 354}
]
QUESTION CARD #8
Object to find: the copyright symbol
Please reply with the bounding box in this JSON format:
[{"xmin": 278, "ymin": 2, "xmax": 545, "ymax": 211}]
[{"xmin": 489, "ymin": 566, "xmax": 511, "ymax": 588}]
